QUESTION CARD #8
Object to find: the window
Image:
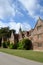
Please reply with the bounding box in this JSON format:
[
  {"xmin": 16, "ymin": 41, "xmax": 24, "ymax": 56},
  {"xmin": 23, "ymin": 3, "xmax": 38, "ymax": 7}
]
[
  {"xmin": 38, "ymin": 34, "xmax": 41, "ymax": 39},
  {"xmin": 38, "ymin": 43, "xmax": 42, "ymax": 47},
  {"xmin": 27, "ymin": 32, "xmax": 29, "ymax": 37},
  {"xmin": 37, "ymin": 25, "xmax": 42, "ymax": 30}
]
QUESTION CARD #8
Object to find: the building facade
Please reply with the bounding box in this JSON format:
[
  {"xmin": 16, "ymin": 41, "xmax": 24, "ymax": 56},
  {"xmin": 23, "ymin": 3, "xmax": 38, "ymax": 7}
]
[
  {"xmin": 30, "ymin": 18, "xmax": 43, "ymax": 50},
  {"xmin": 0, "ymin": 17, "xmax": 43, "ymax": 50},
  {"xmin": 18, "ymin": 18, "xmax": 43, "ymax": 50}
]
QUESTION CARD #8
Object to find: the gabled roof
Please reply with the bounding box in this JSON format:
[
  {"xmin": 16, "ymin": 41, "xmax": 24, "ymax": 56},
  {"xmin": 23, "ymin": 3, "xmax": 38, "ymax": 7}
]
[{"xmin": 34, "ymin": 17, "xmax": 43, "ymax": 30}]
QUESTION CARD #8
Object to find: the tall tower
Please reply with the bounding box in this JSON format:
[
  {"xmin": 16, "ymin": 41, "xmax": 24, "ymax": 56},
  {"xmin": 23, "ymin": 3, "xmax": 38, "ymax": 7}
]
[{"xmin": 19, "ymin": 27, "xmax": 22, "ymax": 41}]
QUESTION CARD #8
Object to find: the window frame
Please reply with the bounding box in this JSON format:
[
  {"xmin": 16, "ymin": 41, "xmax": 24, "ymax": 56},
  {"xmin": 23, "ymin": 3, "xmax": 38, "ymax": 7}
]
[
  {"xmin": 37, "ymin": 25, "xmax": 42, "ymax": 31},
  {"xmin": 38, "ymin": 43, "xmax": 42, "ymax": 47}
]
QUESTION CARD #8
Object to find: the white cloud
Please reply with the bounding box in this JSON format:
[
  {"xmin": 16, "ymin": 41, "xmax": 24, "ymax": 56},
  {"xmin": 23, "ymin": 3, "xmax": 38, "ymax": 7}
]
[
  {"xmin": 20, "ymin": 23, "xmax": 31, "ymax": 31},
  {"xmin": 16, "ymin": 9, "xmax": 24, "ymax": 16},
  {"xmin": 0, "ymin": 0, "xmax": 15, "ymax": 19},
  {"xmin": 19, "ymin": 0, "xmax": 37, "ymax": 15},
  {"xmin": 0, "ymin": 21, "xmax": 8, "ymax": 28},
  {"xmin": 9, "ymin": 19, "xmax": 31, "ymax": 33},
  {"xmin": 19, "ymin": 0, "xmax": 43, "ymax": 20},
  {"xmin": 0, "ymin": 0, "xmax": 31, "ymax": 33},
  {"xmin": 0, "ymin": 19, "xmax": 31, "ymax": 33}
]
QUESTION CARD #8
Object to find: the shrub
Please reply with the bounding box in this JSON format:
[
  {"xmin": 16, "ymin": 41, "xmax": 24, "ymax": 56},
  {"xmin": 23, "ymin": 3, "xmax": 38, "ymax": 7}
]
[
  {"xmin": 17, "ymin": 40, "xmax": 24, "ymax": 49},
  {"xmin": 14, "ymin": 43, "xmax": 18, "ymax": 49},
  {"xmin": 7, "ymin": 41, "xmax": 10, "ymax": 47},
  {"xmin": 23, "ymin": 39, "xmax": 33, "ymax": 50},
  {"xmin": 2, "ymin": 41, "xmax": 7, "ymax": 48},
  {"xmin": 17, "ymin": 38, "xmax": 33, "ymax": 50},
  {"xmin": 17, "ymin": 41, "xmax": 24, "ymax": 49},
  {"xmin": 9, "ymin": 43, "xmax": 14, "ymax": 49}
]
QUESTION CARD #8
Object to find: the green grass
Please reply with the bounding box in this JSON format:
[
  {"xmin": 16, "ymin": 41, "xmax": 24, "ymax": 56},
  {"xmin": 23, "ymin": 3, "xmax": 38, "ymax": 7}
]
[{"xmin": 0, "ymin": 48, "xmax": 43, "ymax": 63}]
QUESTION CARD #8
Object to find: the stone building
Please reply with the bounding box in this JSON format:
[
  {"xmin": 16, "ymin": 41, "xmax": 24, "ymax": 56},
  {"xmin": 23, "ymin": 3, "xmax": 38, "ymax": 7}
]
[
  {"xmin": 18, "ymin": 17, "xmax": 43, "ymax": 50},
  {"xmin": 30, "ymin": 17, "xmax": 43, "ymax": 50},
  {"xmin": 0, "ymin": 17, "xmax": 43, "ymax": 50},
  {"xmin": 9, "ymin": 31, "xmax": 19, "ymax": 44}
]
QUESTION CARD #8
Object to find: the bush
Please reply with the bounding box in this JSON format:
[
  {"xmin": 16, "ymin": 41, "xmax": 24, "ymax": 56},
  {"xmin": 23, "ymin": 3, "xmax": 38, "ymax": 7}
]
[
  {"xmin": 2, "ymin": 42, "xmax": 7, "ymax": 48},
  {"xmin": 7, "ymin": 41, "xmax": 10, "ymax": 47},
  {"xmin": 18, "ymin": 40, "xmax": 24, "ymax": 49},
  {"xmin": 23, "ymin": 39, "xmax": 33, "ymax": 50},
  {"xmin": 14, "ymin": 43, "xmax": 18, "ymax": 49},
  {"xmin": 17, "ymin": 38, "xmax": 33, "ymax": 50},
  {"xmin": 9, "ymin": 43, "xmax": 15, "ymax": 49},
  {"xmin": 17, "ymin": 41, "xmax": 24, "ymax": 49}
]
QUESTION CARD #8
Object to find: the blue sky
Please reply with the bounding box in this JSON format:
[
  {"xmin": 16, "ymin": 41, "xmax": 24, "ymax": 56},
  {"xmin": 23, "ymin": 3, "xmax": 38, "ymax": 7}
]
[{"xmin": 0, "ymin": 0, "xmax": 43, "ymax": 33}]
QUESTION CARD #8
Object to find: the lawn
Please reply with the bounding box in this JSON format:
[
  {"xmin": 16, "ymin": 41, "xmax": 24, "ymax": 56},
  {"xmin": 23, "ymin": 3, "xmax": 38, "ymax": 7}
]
[{"xmin": 0, "ymin": 48, "xmax": 43, "ymax": 63}]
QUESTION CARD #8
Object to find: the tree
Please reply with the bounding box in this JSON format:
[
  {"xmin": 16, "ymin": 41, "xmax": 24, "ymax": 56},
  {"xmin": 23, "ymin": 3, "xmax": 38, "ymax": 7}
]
[
  {"xmin": 0, "ymin": 27, "xmax": 9, "ymax": 38},
  {"xmin": 0, "ymin": 27, "xmax": 16, "ymax": 38}
]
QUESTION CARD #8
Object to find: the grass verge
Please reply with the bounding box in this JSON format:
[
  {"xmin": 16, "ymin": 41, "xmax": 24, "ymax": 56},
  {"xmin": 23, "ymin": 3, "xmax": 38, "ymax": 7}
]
[{"xmin": 0, "ymin": 48, "xmax": 43, "ymax": 63}]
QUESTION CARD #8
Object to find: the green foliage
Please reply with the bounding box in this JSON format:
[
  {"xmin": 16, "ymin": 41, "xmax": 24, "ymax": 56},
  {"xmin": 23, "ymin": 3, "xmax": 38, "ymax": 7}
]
[
  {"xmin": 0, "ymin": 27, "xmax": 9, "ymax": 38},
  {"xmin": 23, "ymin": 39, "xmax": 33, "ymax": 50},
  {"xmin": 9, "ymin": 43, "xmax": 15, "ymax": 49},
  {"xmin": 0, "ymin": 27, "xmax": 16, "ymax": 49},
  {"xmin": 9, "ymin": 43, "xmax": 18, "ymax": 49},
  {"xmin": 18, "ymin": 38, "xmax": 33, "ymax": 50},
  {"xmin": 2, "ymin": 41, "xmax": 10, "ymax": 48},
  {"xmin": 18, "ymin": 40, "xmax": 24, "ymax": 49},
  {"xmin": 2, "ymin": 42, "xmax": 7, "ymax": 48},
  {"xmin": 7, "ymin": 41, "xmax": 10, "ymax": 47},
  {"xmin": 1, "ymin": 38, "xmax": 33, "ymax": 50},
  {"xmin": 17, "ymin": 41, "xmax": 24, "ymax": 49},
  {"xmin": 14, "ymin": 43, "xmax": 18, "ymax": 49},
  {"xmin": 0, "ymin": 27, "xmax": 16, "ymax": 38}
]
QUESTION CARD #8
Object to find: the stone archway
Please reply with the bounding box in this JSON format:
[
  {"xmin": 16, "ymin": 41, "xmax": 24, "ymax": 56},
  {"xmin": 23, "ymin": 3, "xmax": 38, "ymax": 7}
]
[
  {"xmin": 28, "ymin": 40, "xmax": 33, "ymax": 50},
  {"xmin": 23, "ymin": 39, "xmax": 33, "ymax": 50}
]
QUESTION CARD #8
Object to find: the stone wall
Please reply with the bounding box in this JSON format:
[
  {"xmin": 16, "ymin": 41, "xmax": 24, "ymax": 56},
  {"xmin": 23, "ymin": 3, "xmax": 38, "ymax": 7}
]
[{"xmin": 31, "ymin": 18, "xmax": 43, "ymax": 50}]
